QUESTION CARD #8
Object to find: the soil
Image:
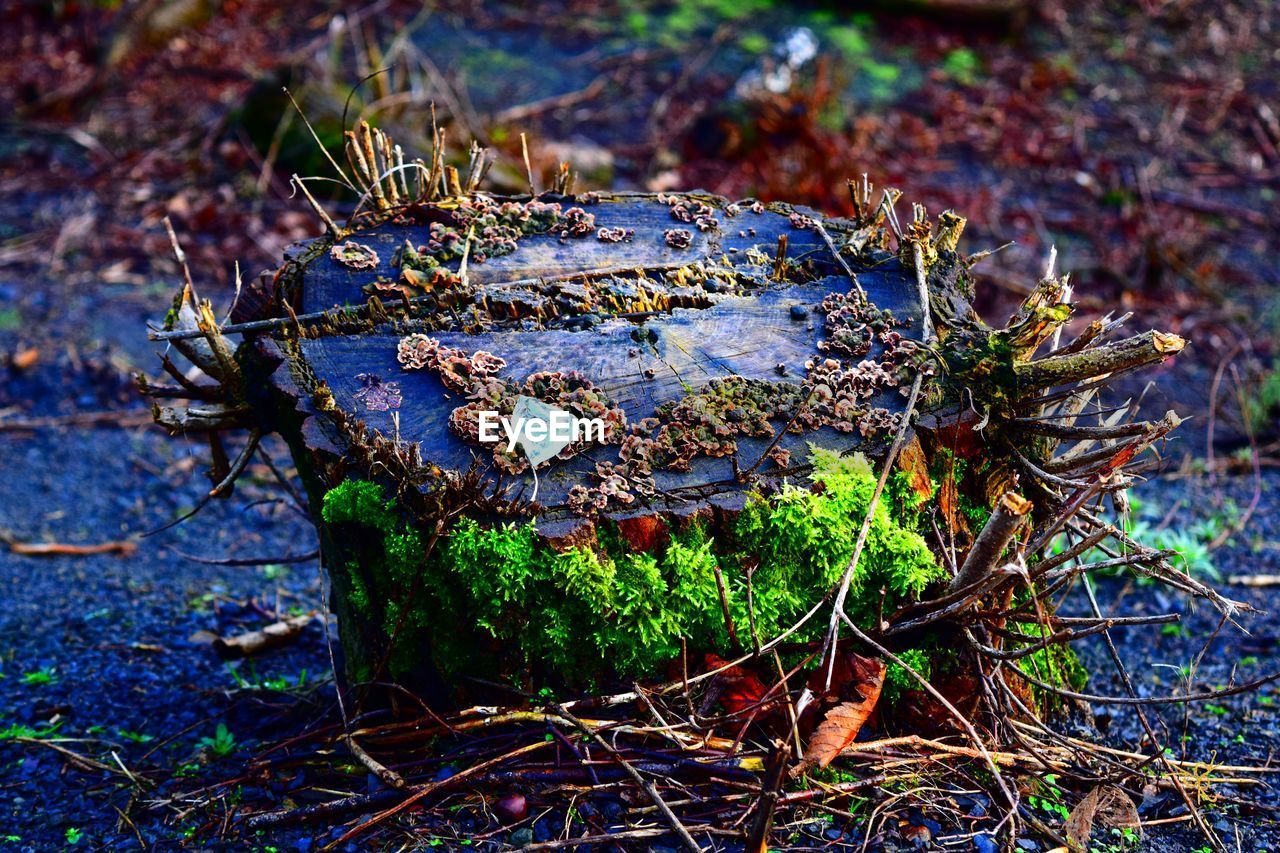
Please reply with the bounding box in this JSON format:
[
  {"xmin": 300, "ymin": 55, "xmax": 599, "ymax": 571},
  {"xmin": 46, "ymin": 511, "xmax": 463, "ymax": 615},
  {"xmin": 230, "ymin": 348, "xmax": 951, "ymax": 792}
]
[{"xmin": 0, "ymin": 1, "xmax": 1277, "ymax": 850}]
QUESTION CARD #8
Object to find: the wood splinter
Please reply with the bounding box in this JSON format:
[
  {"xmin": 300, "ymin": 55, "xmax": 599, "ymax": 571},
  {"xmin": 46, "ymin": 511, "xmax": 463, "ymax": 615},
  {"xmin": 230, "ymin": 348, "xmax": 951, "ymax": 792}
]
[{"xmin": 948, "ymin": 492, "xmax": 1033, "ymax": 594}]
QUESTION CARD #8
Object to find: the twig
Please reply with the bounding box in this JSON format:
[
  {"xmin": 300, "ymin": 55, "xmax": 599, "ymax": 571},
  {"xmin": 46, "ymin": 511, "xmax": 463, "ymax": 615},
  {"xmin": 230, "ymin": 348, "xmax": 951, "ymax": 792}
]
[
  {"xmin": 520, "ymin": 827, "xmax": 738, "ymax": 851},
  {"xmin": 343, "ymin": 733, "xmax": 406, "ymax": 789},
  {"xmin": 493, "ymin": 76, "xmax": 608, "ymax": 124},
  {"xmin": 947, "ymin": 492, "xmax": 1031, "ymax": 594},
  {"xmin": 326, "ymin": 739, "xmax": 553, "ymax": 848},
  {"xmin": 821, "ymin": 371, "xmax": 926, "ymax": 688},
  {"xmin": 745, "ymin": 740, "xmax": 788, "ymax": 853},
  {"xmin": 553, "ymin": 704, "xmax": 703, "ymax": 853},
  {"xmin": 835, "ymin": 615, "xmax": 1021, "ymax": 825},
  {"xmin": 291, "ymin": 175, "xmax": 342, "ymax": 238},
  {"xmin": 14, "ymin": 738, "xmax": 134, "ymax": 780},
  {"xmin": 520, "ymin": 132, "xmax": 537, "ymax": 195},
  {"xmin": 143, "ymin": 429, "xmax": 262, "ymax": 537},
  {"xmin": 812, "ymin": 221, "xmax": 867, "ymax": 303},
  {"xmin": 169, "ymin": 548, "xmax": 319, "ymax": 567},
  {"xmin": 2, "ymin": 536, "xmax": 136, "ymax": 557},
  {"xmin": 0, "ymin": 410, "xmax": 154, "ymax": 431},
  {"xmin": 213, "ymin": 612, "xmax": 317, "ymax": 659}
]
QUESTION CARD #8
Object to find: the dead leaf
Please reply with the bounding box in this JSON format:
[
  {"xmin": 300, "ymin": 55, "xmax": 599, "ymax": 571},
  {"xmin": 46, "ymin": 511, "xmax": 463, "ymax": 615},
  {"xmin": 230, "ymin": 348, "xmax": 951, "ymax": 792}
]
[
  {"xmin": 1065, "ymin": 784, "xmax": 1140, "ymax": 851},
  {"xmin": 701, "ymin": 654, "xmax": 768, "ymax": 716},
  {"xmin": 802, "ymin": 656, "xmax": 885, "ymax": 768},
  {"xmin": 896, "ymin": 436, "xmax": 934, "ymax": 501},
  {"xmin": 806, "ymin": 647, "xmax": 884, "ymax": 699},
  {"xmin": 11, "ymin": 347, "xmax": 39, "ymax": 371}
]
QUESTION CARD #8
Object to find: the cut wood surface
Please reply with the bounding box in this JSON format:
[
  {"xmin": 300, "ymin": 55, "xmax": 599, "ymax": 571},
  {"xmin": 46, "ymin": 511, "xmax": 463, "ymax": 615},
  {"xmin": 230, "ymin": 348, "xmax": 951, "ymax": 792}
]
[{"xmin": 277, "ymin": 193, "xmax": 927, "ymax": 516}]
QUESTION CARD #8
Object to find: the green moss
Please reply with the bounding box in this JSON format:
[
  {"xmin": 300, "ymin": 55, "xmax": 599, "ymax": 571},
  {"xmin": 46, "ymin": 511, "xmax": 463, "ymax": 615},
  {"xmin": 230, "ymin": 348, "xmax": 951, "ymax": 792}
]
[
  {"xmin": 734, "ymin": 448, "xmax": 944, "ymax": 634},
  {"xmin": 884, "ymin": 648, "xmax": 932, "ymax": 704},
  {"xmin": 322, "ymin": 479, "xmax": 399, "ymax": 533},
  {"xmin": 320, "ymin": 480, "xmax": 433, "ymax": 679},
  {"xmin": 441, "ymin": 517, "xmax": 718, "ymax": 681},
  {"xmin": 323, "ymin": 451, "xmax": 946, "ymax": 688},
  {"xmin": 1016, "ymin": 627, "xmax": 1089, "ymax": 707}
]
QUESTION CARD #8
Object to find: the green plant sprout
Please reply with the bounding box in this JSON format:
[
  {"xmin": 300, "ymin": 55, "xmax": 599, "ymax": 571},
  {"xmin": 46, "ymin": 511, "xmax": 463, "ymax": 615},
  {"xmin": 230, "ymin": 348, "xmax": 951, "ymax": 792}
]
[
  {"xmin": 19, "ymin": 668, "xmax": 55, "ymax": 687},
  {"xmin": 198, "ymin": 723, "xmax": 236, "ymax": 758}
]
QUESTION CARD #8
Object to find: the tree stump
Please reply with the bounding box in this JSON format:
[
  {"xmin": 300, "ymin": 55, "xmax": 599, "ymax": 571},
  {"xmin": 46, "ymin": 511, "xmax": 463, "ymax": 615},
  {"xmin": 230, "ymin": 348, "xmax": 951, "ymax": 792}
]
[{"xmin": 148, "ymin": 127, "xmax": 1227, "ymax": 719}]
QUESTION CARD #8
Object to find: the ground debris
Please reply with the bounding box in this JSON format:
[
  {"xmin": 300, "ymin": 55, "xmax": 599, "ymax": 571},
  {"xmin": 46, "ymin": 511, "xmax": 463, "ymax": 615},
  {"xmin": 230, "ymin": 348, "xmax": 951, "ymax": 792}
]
[{"xmin": 211, "ymin": 612, "xmax": 317, "ymax": 659}]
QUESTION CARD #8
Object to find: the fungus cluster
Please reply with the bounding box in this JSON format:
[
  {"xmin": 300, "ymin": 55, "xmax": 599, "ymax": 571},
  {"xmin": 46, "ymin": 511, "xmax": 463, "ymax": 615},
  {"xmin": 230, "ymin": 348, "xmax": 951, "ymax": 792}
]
[
  {"xmin": 595, "ymin": 226, "xmax": 634, "ymax": 243},
  {"xmin": 568, "ymin": 377, "xmax": 807, "ymax": 514},
  {"xmin": 564, "ymin": 290, "xmax": 934, "ymax": 515},
  {"xmin": 796, "ymin": 292, "xmax": 934, "ymax": 438},
  {"xmin": 816, "ymin": 291, "xmax": 902, "ymax": 357},
  {"xmin": 660, "ymin": 194, "xmax": 718, "ymax": 232},
  {"xmin": 664, "ymin": 228, "xmax": 693, "ymax": 249},
  {"xmin": 330, "ymin": 241, "xmax": 380, "ymax": 270},
  {"xmin": 397, "ymin": 333, "xmax": 626, "ymax": 474},
  {"xmin": 554, "ymin": 206, "xmax": 596, "ymax": 238},
  {"xmin": 345, "ymin": 194, "xmax": 937, "ymax": 514},
  {"xmin": 788, "ymin": 212, "xmax": 816, "ymax": 230}
]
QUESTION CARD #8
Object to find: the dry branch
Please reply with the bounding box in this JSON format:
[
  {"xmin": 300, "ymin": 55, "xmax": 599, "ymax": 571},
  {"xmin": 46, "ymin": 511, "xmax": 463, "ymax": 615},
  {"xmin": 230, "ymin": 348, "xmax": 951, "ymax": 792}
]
[
  {"xmin": 947, "ymin": 492, "xmax": 1031, "ymax": 594},
  {"xmin": 1015, "ymin": 330, "xmax": 1185, "ymax": 391},
  {"xmin": 2, "ymin": 536, "xmax": 137, "ymax": 557}
]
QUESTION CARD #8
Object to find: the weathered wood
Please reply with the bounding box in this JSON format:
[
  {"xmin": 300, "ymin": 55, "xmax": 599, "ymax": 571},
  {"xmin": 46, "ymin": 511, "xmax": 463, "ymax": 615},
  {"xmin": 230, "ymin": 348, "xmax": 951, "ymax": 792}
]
[
  {"xmin": 219, "ymin": 190, "xmax": 937, "ymax": 700},
  {"xmin": 278, "ymin": 193, "xmax": 928, "ymax": 517},
  {"xmin": 1015, "ymin": 330, "xmax": 1185, "ymax": 392}
]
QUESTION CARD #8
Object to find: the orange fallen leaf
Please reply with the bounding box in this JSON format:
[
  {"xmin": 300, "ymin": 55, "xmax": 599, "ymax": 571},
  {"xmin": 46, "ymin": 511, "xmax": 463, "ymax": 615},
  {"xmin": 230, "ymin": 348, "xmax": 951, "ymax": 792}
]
[
  {"xmin": 11, "ymin": 347, "xmax": 39, "ymax": 371},
  {"xmin": 702, "ymin": 654, "xmax": 769, "ymax": 716},
  {"xmin": 896, "ymin": 436, "xmax": 934, "ymax": 501},
  {"xmin": 803, "ymin": 655, "xmax": 885, "ymax": 769},
  {"xmin": 806, "ymin": 647, "xmax": 884, "ymax": 699}
]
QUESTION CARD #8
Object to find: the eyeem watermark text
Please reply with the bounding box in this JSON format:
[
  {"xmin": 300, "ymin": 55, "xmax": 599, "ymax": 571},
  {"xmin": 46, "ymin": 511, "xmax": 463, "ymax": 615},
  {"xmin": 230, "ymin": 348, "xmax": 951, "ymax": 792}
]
[{"xmin": 477, "ymin": 399, "xmax": 605, "ymax": 456}]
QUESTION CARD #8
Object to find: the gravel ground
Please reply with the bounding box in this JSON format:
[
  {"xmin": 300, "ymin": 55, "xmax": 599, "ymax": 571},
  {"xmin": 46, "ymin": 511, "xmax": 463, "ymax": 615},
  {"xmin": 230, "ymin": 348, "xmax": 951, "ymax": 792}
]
[
  {"xmin": 0, "ymin": 425, "xmax": 328, "ymax": 850},
  {"xmin": 1070, "ymin": 469, "xmax": 1280, "ymax": 852}
]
